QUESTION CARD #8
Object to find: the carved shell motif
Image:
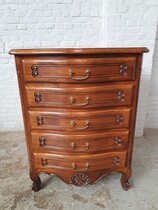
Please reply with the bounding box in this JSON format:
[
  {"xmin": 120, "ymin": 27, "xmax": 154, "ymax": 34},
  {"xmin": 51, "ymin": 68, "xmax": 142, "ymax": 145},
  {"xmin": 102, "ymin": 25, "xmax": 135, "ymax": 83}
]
[{"xmin": 71, "ymin": 173, "xmax": 91, "ymax": 186}]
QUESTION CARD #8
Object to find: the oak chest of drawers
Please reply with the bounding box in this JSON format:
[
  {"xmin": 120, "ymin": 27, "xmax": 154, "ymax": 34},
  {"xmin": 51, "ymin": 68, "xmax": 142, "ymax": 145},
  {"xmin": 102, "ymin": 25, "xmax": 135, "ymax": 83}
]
[{"xmin": 9, "ymin": 47, "xmax": 149, "ymax": 191}]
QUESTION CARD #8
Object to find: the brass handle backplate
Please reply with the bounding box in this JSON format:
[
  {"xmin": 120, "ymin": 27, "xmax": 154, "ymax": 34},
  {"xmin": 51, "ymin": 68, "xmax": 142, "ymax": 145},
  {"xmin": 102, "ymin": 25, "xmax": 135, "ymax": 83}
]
[
  {"xmin": 114, "ymin": 156, "xmax": 120, "ymax": 165},
  {"xmin": 37, "ymin": 116, "xmax": 44, "ymax": 126},
  {"xmin": 119, "ymin": 64, "xmax": 127, "ymax": 75},
  {"xmin": 39, "ymin": 138, "xmax": 46, "ymax": 147},
  {"xmin": 114, "ymin": 137, "xmax": 122, "ymax": 146},
  {"xmin": 41, "ymin": 158, "xmax": 47, "ymax": 166},
  {"xmin": 70, "ymin": 120, "xmax": 90, "ymax": 130},
  {"xmin": 118, "ymin": 91, "xmax": 125, "ymax": 102},
  {"xmin": 116, "ymin": 115, "xmax": 123, "ymax": 125},
  {"xmin": 71, "ymin": 142, "xmax": 90, "ymax": 151},
  {"xmin": 70, "ymin": 96, "xmax": 90, "ymax": 106},
  {"xmin": 34, "ymin": 92, "xmax": 41, "ymax": 103},
  {"xmin": 69, "ymin": 69, "xmax": 90, "ymax": 80},
  {"xmin": 31, "ymin": 65, "xmax": 39, "ymax": 77},
  {"xmin": 72, "ymin": 163, "xmax": 90, "ymax": 171}
]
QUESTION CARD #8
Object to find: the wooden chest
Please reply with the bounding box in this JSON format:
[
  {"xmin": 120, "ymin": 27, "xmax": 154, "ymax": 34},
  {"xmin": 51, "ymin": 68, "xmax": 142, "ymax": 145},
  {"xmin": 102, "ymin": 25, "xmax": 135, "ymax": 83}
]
[{"xmin": 9, "ymin": 48, "xmax": 149, "ymax": 191}]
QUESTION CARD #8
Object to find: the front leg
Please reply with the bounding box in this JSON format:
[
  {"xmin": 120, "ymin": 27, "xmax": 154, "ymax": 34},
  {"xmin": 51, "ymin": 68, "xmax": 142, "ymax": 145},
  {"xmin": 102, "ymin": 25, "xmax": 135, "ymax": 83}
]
[
  {"xmin": 30, "ymin": 171, "xmax": 41, "ymax": 192},
  {"xmin": 32, "ymin": 175, "xmax": 41, "ymax": 192},
  {"xmin": 120, "ymin": 169, "xmax": 131, "ymax": 191}
]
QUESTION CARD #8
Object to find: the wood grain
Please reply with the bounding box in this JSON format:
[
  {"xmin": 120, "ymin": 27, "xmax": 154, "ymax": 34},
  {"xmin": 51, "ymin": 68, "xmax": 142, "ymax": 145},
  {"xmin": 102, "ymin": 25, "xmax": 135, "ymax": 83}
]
[
  {"xmin": 10, "ymin": 47, "xmax": 149, "ymax": 191},
  {"xmin": 26, "ymin": 83, "xmax": 134, "ymax": 108}
]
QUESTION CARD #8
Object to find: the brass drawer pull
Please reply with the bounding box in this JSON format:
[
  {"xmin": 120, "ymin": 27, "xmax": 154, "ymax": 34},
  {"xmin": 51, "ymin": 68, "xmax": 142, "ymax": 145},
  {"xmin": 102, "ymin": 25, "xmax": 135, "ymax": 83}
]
[
  {"xmin": 119, "ymin": 64, "xmax": 127, "ymax": 75},
  {"xmin": 118, "ymin": 91, "xmax": 125, "ymax": 102},
  {"xmin": 34, "ymin": 92, "xmax": 41, "ymax": 103},
  {"xmin": 39, "ymin": 138, "xmax": 46, "ymax": 147},
  {"xmin": 114, "ymin": 156, "xmax": 120, "ymax": 165},
  {"xmin": 31, "ymin": 65, "xmax": 39, "ymax": 77},
  {"xmin": 41, "ymin": 158, "xmax": 47, "ymax": 166},
  {"xmin": 72, "ymin": 163, "xmax": 90, "ymax": 171},
  {"xmin": 37, "ymin": 116, "xmax": 44, "ymax": 126},
  {"xmin": 70, "ymin": 96, "xmax": 90, "ymax": 106},
  {"xmin": 70, "ymin": 120, "xmax": 90, "ymax": 130},
  {"xmin": 114, "ymin": 137, "xmax": 122, "ymax": 146},
  {"xmin": 116, "ymin": 115, "xmax": 123, "ymax": 125},
  {"xmin": 71, "ymin": 142, "xmax": 90, "ymax": 151},
  {"xmin": 69, "ymin": 69, "xmax": 90, "ymax": 80}
]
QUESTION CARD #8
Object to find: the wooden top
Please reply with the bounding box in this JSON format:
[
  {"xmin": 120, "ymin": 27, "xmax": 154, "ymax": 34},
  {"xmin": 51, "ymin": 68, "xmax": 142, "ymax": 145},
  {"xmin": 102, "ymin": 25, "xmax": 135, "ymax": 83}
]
[{"xmin": 9, "ymin": 47, "xmax": 149, "ymax": 55}]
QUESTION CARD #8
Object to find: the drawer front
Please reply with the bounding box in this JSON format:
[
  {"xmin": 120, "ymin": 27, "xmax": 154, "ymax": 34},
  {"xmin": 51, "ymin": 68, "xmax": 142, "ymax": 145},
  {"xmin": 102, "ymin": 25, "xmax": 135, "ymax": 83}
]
[
  {"xmin": 29, "ymin": 108, "xmax": 131, "ymax": 131},
  {"xmin": 23, "ymin": 57, "xmax": 136, "ymax": 83},
  {"xmin": 26, "ymin": 83, "xmax": 134, "ymax": 108},
  {"xmin": 34, "ymin": 151, "xmax": 127, "ymax": 171},
  {"xmin": 31, "ymin": 131, "xmax": 129, "ymax": 152}
]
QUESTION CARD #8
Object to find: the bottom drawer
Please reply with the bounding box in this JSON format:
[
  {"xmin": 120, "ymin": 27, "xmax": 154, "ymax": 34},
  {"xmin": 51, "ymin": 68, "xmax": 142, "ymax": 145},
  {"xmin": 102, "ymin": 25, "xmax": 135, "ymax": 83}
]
[{"xmin": 34, "ymin": 151, "xmax": 127, "ymax": 171}]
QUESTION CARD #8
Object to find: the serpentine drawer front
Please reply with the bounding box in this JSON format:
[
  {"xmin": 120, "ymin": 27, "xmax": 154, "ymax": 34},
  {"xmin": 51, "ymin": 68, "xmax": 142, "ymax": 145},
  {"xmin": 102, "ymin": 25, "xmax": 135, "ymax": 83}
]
[
  {"xmin": 9, "ymin": 47, "xmax": 149, "ymax": 192},
  {"xmin": 29, "ymin": 108, "xmax": 131, "ymax": 131},
  {"xmin": 31, "ymin": 130, "xmax": 129, "ymax": 152},
  {"xmin": 26, "ymin": 83, "xmax": 134, "ymax": 108}
]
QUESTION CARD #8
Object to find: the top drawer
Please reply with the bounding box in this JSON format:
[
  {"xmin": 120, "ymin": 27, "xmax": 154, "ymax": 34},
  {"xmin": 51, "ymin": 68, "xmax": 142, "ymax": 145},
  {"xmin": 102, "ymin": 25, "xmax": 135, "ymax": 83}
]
[{"xmin": 22, "ymin": 57, "xmax": 136, "ymax": 83}]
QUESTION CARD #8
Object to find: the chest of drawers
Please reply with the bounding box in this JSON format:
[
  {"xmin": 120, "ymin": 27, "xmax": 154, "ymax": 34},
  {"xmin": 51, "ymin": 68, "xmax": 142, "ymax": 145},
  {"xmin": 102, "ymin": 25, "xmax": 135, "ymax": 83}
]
[{"xmin": 9, "ymin": 47, "xmax": 149, "ymax": 191}]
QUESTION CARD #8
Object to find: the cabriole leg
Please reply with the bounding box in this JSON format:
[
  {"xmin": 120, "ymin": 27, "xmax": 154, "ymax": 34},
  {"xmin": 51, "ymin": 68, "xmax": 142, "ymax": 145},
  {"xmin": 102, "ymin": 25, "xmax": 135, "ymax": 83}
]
[
  {"xmin": 30, "ymin": 171, "xmax": 41, "ymax": 192},
  {"xmin": 120, "ymin": 169, "xmax": 131, "ymax": 191},
  {"xmin": 32, "ymin": 175, "xmax": 41, "ymax": 192}
]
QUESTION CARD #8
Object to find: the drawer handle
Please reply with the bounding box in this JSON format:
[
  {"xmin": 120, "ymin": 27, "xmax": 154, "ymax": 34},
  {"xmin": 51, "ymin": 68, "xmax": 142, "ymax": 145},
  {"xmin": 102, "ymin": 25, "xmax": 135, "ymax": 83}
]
[
  {"xmin": 72, "ymin": 163, "xmax": 90, "ymax": 171},
  {"xmin": 31, "ymin": 65, "xmax": 39, "ymax": 77},
  {"xmin": 70, "ymin": 120, "xmax": 90, "ymax": 130},
  {"xmin": 114, "ymin": 137, "xmax": 122, "ymax": 146},
  {"xmin": 34, "ymin": 92, "xmax": 41, "ymax": 103},
  {"xmin": 71, "ymin": 142, "xmax": 90, "ymax": 151},
  {"xmin": 39, "ymin": 138, "xmax": 46, "ymax": 147},
  {"xmin": 70, "ymin": 96, "xmax": 90, "ymax": 106},
  {"xmin": 69, "ymin": 69, "xmax": 90, "ymax": 80},
  {"xmin": 116, "ymin": 115, "xmax": 123, "ymax": 125},
  {"xmin": 119, "ymin": 64, "xmax": 127, "ymax": 75},
  {"xmin": 37, "ymin": 116, "xmax": 44, "ymax": 126},
  {"xmin": 114, "ymin": 156, "xmax": 120, "ymax": 165},
  {"xmin": 41, "ymin": 158, "xmax": 47, "ymax": 166},
  {"xmin": 118, "ymin": 91, "xmax": 125, "ymax": 102}
]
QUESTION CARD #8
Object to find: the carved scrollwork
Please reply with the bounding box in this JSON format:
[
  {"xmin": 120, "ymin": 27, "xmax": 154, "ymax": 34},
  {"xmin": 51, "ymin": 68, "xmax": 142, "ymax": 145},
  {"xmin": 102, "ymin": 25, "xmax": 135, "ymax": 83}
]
[{"xmin": 71, "ymin": 173, "xmax": 91, "ymax": 186}]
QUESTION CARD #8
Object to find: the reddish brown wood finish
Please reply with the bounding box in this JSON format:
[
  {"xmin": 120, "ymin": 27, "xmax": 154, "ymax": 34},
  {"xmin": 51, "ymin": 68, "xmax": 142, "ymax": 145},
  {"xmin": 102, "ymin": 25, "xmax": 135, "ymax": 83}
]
[
  {"xmin": 29, "ymin": 108, "xmax": 131, "ymax": 131},
  {"xmin": 22, "ymin": 56, "xmax": 136, "ymax": 83},
  {"xmin": 26, "ymin": 83, "xmax": 134, "ymax": 108},
  {"xmin": 31, "ymin": 130, "xmax": 129, "ymax": 152},
  {"xmin": 9, "ymin": 47, "xmax": 149, "ymax": 192},
  {"xmin": 34, "ymin": 151, "xmax": 127, "ymax": 170}
]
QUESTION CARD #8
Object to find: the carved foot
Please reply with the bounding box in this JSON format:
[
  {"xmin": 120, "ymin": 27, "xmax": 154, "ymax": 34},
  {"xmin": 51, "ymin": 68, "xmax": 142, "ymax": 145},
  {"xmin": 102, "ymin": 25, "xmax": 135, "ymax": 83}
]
[
  {"xmin": 121, "ymin": 174, "xmax": 130, "ymax": 191},
  {"xmin": 32, "ymin": 176, "xmax": 41, "ymax": 192}
]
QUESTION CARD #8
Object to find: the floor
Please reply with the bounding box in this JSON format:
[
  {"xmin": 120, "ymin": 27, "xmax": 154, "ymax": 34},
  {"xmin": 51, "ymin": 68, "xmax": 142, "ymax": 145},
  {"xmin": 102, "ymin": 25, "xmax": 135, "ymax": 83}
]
[{"xmin": 0, "ymin": 129, "xmax": 158, "ymax": 210}]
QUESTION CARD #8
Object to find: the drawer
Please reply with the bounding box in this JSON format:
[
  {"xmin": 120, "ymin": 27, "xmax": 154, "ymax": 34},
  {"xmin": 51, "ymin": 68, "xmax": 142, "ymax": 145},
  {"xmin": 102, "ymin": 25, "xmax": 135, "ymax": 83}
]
[
  {"xmin": 29, "ymin": 108, "xmax": 131, "ymax": 131},
  {"xmin": 23, "ymin": 57, "xmax": 136, "ymax": 83},
  {"xmin": 26, "ymin": 83, "xmax": 134, "ymax": 108},
  {"xmin": 34, "ymin": 151, "xmax": 127, "ymax": 171},
  {"xmin": 31, "ymin": 130, "xmax": 129, "ymax": 152}
]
